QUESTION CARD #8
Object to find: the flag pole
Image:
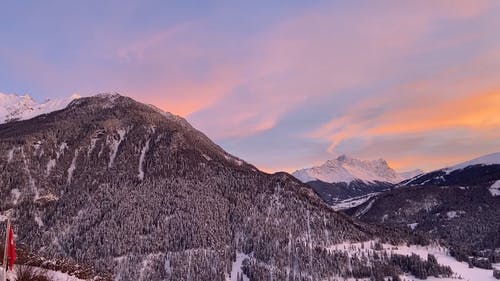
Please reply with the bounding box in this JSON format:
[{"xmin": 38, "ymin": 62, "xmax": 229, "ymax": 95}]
[{"xmin": 2, "ymin": 218, "xmax": 9, "ymax": 281}]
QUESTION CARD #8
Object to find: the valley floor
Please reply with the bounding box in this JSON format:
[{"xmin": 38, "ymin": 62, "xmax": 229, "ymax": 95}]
[
  {"xmin": 328, "ymin": 241, "xmax": 499, "ymax": 281},
  {"xmin": 391, "ymin": 244, "xmax": 500, "ymax": 281}
]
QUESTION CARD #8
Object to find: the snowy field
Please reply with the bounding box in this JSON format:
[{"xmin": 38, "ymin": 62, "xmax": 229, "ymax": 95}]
[
  {"xmin": 391, "ymin": 244, "xmax": 499, "ymax": 281},
  {"xmin": 328, "ymin": 241, "xmax": 499, "ymax": 281},
  {"xmin": 0, "ymin": 266, "xmax": 85, "ymax": 281},
  {"xmin": 2, "ymin": 244, "xmax": 496, "ymax": 281}
]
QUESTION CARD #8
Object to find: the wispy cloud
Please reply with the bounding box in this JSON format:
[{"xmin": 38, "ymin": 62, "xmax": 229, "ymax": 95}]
[{"xmin": 1, "ymin": 0, "xmax": 499, "ymax": 172}]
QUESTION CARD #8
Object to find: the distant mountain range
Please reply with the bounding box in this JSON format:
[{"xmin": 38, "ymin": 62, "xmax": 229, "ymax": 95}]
[
  {"xmin": 292, "ymin": 155, "xmax": 423, "ymax": 206},
  {"xmin": 292, "ymin": 155, "xmax": 422, "ymax": 184},
  {"xmin": 0, "ymin": 92, "xmax": 79, "ymax": 123}
]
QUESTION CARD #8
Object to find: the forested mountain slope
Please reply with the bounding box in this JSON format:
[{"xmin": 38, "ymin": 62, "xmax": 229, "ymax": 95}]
[
  {"xmin": 346, "ymin": 162, "xmax": 500, "ymax": 270},
  {"xmin": 0, "ymin": 94, "xmax": 422, "ymax": 280}
]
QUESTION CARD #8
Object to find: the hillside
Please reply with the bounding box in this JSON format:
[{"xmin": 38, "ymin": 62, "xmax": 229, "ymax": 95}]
[
  {"xmin": 0, "ymin": 94, "xmax": 418, "ymax": 280},
  {"xmin": 292, "ymin": 156, "xmax": 422, "ymax": 207},
  {"xmin": 346, "ymin": 158, "xmax": 500, "ymax": 270}
]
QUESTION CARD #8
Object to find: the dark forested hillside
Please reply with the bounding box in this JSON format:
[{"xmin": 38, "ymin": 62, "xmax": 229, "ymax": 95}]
[
  {"xmin": 306, "ymin": 179, "xmax": 394, "ymax": 205},
  {"xmin": 0, "ymin": 94, "xmax": 431, "ymax": 281},
  {"xmin": 346, "ymin": 166, "xmax": 500, "ymax": 269}
]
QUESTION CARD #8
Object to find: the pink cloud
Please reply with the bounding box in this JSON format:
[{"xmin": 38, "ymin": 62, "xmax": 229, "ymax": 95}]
[
  {"xmin": 187, "ymin": 0, "xmax": 497, "ymax": 141},
  {"xmin": 5, "ymin": 0, "xmax": 499, "ymax": 173}
]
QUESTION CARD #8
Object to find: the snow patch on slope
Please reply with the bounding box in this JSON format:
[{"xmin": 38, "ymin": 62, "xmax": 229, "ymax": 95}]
[
  {"xmin": 227, "ymin": 252, "xmax": 250, "ymax": 281},
  {"xmin": 138, "ymin": 253, "xmax": 162, "ymax": 281},
  {"xmin": 56, "ymin": 142, "xmax": 68, "ymax": 159},
  {"xmin": 408, "ymin": 223, "xmax": 419, "ymax": 230},
  {"xmin": 332, "ymin": 192, "xmax": 379, "ymax": 211},
  {"xmin": 67, "ymin": 150, "xmax": 79, "ymax": 184},
  {"xmin": 34, "ymin": 213, "xmax": 44, "ymax": 227},
  {"xmin": 10, "ymin": 189, "xmax": 21, "ymax": 205},
  {"xmin": 108, "ymin": 129, "xmax": 127, "ymax": 167},
  {"xmin": 138, "ymin": 139, "xmax": 150, "ymax": 180},
  {"xmin": 490, "ymin": 180, "xmax": 500, "ymax": 196},
  {"xmin": 46, "ymin": 158, "xmax": 56, "ymax": 176},
  {"xmin": 1, "ymin": 267, "xmax": 85, "ymax": 281},
  {"xmin": 21, "ymin": 147, "xmax": 39, "ymax": 200},
  {"xmin": 446, "ymin": 211, "xmax": 464, "ymax": 220},
  {"xmin": 354, "ymin": 199, "xmax": 375, "ymax": 217},
  {"xmin": 7, "ymin": 147, "xmax": 17, "ymax": 163}
]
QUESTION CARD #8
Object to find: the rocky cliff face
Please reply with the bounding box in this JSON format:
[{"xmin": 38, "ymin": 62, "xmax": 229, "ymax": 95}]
[{"xmin": 0, "ymin": 94, "xmax": 384, "ymax": 280}]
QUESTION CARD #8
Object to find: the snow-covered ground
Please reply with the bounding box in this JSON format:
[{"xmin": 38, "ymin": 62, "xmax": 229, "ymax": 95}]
[
  {"xmin": 1, "ymin": 266, "xmax": 85, "ymax": 281},
  {"xmin": 391, "ymin": 244, "xmax": 499, "ymax": 281},
  {"xmin": 407, "ymin": 222, "xmax": 419, "ymax": 230},
  {"xmin": 46, "ymin": 269, "xmax": 86, "ymax": 281},
  {"xmin": 227, "ymin": 252, "xmax": 250, "ymax": 281},
  {"xmin": 327, "ymin": 241, "xmax": 499, "ymax": 281},
  {"xmin": 489, "ymin": 180, "xmax": 500, "ymax": 196}
]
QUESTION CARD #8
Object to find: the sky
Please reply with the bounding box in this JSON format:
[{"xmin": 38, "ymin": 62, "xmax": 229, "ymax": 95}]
[{"xmin": 1, "ymin": 0, "xmax": 500, "ymax": 173}]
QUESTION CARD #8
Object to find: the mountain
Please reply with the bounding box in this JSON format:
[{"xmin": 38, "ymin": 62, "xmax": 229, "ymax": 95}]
[
  {"xmin": 402, "ymin": 152, "xmax": 500, "ymax": 187},
  {"xmin": 292, "ymin": 156, "xmax": 422, "ymax": 207},
  {"xmin": 346, "ymin": 153, "xmax": 500, "ymax": 270},
  {"xmin": 292, "ymin": 155, "xmax": 406, "ymax": 184},
  {"xmin": 0, "ymin": 92, "xmax": 79, "ymax": 124},
  {"xmin": 1, "ymin": 93, "xmax": 443, "ymax": 281}
]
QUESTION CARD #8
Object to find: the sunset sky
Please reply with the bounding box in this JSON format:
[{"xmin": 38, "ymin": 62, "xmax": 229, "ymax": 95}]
[{"xmin": 1, "ymin": 0, "xmax": 499, "ymax": 173}]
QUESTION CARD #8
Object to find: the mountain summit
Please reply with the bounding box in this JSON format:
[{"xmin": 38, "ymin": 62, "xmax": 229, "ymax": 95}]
[
  {"xmin": 292, "ymin": 155, "xmax": 421, "ymax": 184},
  {"xmin": 291, "ymin": 156, "xmax": 423, "ymax": 207}
]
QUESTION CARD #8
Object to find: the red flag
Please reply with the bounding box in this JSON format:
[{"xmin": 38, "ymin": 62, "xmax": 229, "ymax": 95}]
[{"xmin": 7, "ymin": 224, "xmax": 15, "ymax": 270}]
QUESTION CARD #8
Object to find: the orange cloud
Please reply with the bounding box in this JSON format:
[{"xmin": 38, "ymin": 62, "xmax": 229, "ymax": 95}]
[
  {"xmin": 100, "ymin": 0, "xmax": 498, "ymax": 143},
  {"xmin": 371, "ymin": 92, "xmax": 500, "ymax": 135},
  {"xmin": 388, "ymin": 154, "xmax": 477, "ymax": 172},
  {"xmin": 307, "ymin": 88, "xmax": 500, "ymax": 172},
  {"xmin": 315, "ymin": 90, "xmax": 499, "ymax": 143}
]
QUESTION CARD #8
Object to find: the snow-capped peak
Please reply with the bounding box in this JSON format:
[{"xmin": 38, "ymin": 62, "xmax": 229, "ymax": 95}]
[
  {"xmin": 292, "ymin": 155, "xmax": 417, "ymax": 184},
  {"xmin": 0, "ymin": 92, "xmax": 79, "ymax": 124},
  {"xmin": 445, "ymin": 152, "xmax": 500, "ymax": 173}
]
